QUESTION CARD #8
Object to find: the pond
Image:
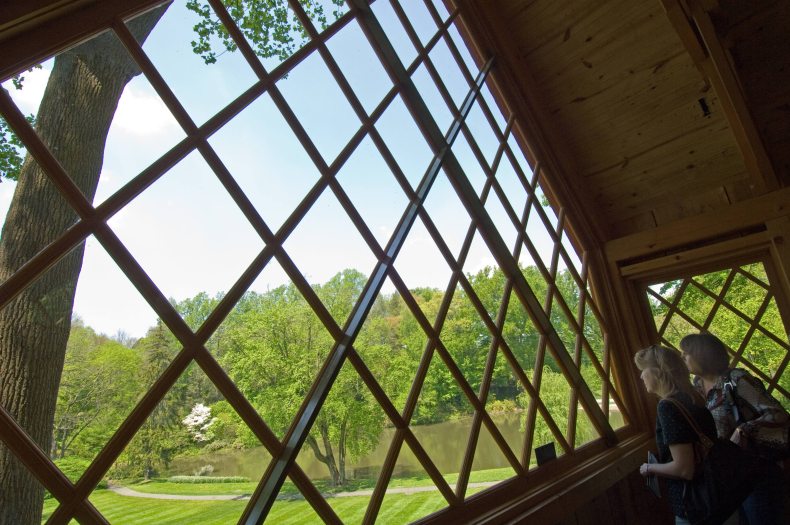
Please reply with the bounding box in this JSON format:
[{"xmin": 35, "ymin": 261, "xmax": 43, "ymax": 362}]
[{"xmin": 167, "ymin": 412, "xmax": 527, "ymax": 482}]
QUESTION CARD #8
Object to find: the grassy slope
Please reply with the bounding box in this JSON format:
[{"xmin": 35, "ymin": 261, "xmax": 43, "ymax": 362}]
[
  {"xmin": 40, "ymin": 467, "xmax": 516, "ymax": 523},
  {"xmin": 41, "ymin": 490, "xmax": 448, "ymax": 524}
]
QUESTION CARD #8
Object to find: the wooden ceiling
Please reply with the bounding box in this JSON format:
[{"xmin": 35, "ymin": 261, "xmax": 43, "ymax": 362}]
[{"xmin": 459, "ymin": 0, "xmax": 790, "ymax": 244}]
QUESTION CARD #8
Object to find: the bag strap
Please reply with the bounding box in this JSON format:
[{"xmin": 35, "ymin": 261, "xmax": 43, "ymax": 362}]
[
  {"xmin": 662, "ymin": 397, "xmax": 714, "ymax": 451},
  {"xmin": 723, "ymin": 369, "xmax": 742, "ymax": 423}
]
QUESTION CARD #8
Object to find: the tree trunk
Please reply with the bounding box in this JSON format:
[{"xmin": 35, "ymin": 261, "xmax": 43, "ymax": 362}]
[
  {"xmin": 338, "ymin": 419, "xmax": 347, "ymax": 486},
  {"xmin": 0, "ymin": 7, "xmax": 166, "ymax": 524},
  {"xmin": 305, "ymin": 426, "xmax": 341, "ymax": 486}
]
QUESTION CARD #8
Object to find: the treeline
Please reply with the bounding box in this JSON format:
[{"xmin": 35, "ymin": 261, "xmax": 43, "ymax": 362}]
[{"xmin": 54, "ymin": 265, "xmax": 606, "ymax": 486}]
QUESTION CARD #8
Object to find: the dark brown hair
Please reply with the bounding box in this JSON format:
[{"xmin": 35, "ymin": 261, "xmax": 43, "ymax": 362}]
[{"xmin": 679, "ymin": 333, "xmax": 730, "ymax": 375}]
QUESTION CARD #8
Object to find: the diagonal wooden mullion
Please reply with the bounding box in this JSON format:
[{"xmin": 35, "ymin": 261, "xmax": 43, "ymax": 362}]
[
  {"xmin": 655, "ymin": 279, "xmax": 691, "ymax": 339},
  {"xmin": 47, "ymin": 223, "xmax": 201, "ymax": 523},
  {"xmin": 687, "ymin": 277, "xmax": 790, "ymax": 351},
  {"xmin": 422, "ymin": 1, "xmax": 477, "ymax": 91},
  {"xmin": 421, "ymin": 200, "xmax": 572, "ymax": 459},
  {"xmin": 192, "ymin": 347, "xmax": 343, "ymax": 523},
  {"xmin": 446, "ymin": 122, "xmax": 517, "ymax": 499},
  {"xmin": 566, "ymin": 252, "xmax": 590, "ymax": 447},
  {"xmin": 419, "ymin": 1, "xmax": 517, "ymax": 165},
  {"xmin": 0, "ymin": 91, "xmax": 98, "ymax": 308},
  {"xmin": 649, "ymin": 284, "xmax": 708, "ymax": 341},
  {"xmin": 521, "ymin": 209, "xmax": 567, "ymax": 465},
  {"xmin": 239, "ymin": 26, "xmax": 494, "ymax": 525},
  {"xmin": 730, "ymin": 292, "xmax": 774, "ymax": 367},
  {"xmin": 368, "ymin": 0, "xmax": 617, "ymax": 443},
  {"xmin": 346, "ymin": 346, "xmax": 458, "ymax": 524},
  {"xmin": 649, "ymin": 284, "xmax": 790, "ymax": 397},
  {"xmin": 486, "ymin": 165, "xmax": 600, "ymax": 362},
  {"xmin": 0, "ymin": 406, "xmax": 108, "ymax": 525},
  {"xmin": 696, "ymin": 269, "xmax": 738, "ymax": 331},
  {"xmin": 385, "ymin": 267, "xmax": 523, "ymax": 472},
  {"xmin": 363, "ymin": 132, "xmax": 513, "ymax": 512},
  {"xmin": 568, "ymin": 271, "xmax": 627, "ymax": 418},
  {"xmin": 405, "ymin": 156, "xmax": 539, "ymax": 480},
  {"xmin": 290, "ymin": 2, "xmax": 422, "ymax": 263},
  {"xmin": 737, "ymin": 265, "xmax": 771, "ymax": 290},
  {"xmin": 0, "ymin": 219, "xmax": 94, "ymax": 312},
  {"xmin": 0, "ymin": 90, "xmax": 93, "ymax": 219},
  {"xmin": 455, "ymin": 145, "xmax": 534, "ymax": 497},
  {"xmin": 725, "ymin": 294, "xmax": 790, "ymax": 395},
  {"xmin": 468, "ymin": 141, "xmax": 608, "ymax": 388},
  {"xmin": 2, "ymin": 1, "xmax": 360, "ymax": 308}
]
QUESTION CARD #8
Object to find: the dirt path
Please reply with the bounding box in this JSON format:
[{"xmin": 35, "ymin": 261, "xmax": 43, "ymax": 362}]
[{"xmin": 108, "ymin": 481, "xmax": 501, "ymax": 501}]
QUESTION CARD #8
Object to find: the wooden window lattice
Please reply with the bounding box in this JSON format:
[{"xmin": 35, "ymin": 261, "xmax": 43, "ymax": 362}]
[
  {"xmin": 0, "ymin": 0, "xmax": 630, "ymax": 523},
  {"xmin": 646, "ymin": 263, "xmax": 790, "ymax": 402}
]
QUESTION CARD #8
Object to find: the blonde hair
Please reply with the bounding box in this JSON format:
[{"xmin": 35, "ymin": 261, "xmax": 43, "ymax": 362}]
[{"xmin": 634, "ymin": 344, "xmax": 702, "ymax": 403}]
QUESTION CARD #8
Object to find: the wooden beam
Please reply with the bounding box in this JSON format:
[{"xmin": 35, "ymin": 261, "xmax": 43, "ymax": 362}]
[
  {"xmin": 619, "ymin": 231, "xmax": 769, "ymax": 281},
  {"xmin": 659, "ymin": 0, "xmax": 778, "ymax": 193},
  {"xmin": 605, "ymin": 187, "xmax": 790, "ymax": 262},
  {"xmin": 0, "ymin": 0, "xmax": 167, "ymax": 80},
  {"xmin": 658, "ymin": 0, "xmax": 707, "ymax": 67}
]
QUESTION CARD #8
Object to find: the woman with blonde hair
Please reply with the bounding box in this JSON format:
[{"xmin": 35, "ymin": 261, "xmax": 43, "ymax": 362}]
[{"xmin": 635, "ymin": 345, "xmax": 721, "ymax": 524}]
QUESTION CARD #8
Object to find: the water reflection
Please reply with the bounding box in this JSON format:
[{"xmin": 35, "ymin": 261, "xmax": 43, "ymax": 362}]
[{"xmin": 168, "ymin": 413, "xmax": 524, "ymax": 481}]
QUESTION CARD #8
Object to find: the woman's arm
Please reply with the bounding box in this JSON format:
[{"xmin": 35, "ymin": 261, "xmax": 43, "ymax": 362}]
[{"xmin": 640, "ymin": 443, "xmax": 696, "ymax": 480}]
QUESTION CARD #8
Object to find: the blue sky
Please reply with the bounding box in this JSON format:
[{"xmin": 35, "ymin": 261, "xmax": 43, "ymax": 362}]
[{"xmin": 0, "ymin": 0, "xmax": 569, "ymax": 339}]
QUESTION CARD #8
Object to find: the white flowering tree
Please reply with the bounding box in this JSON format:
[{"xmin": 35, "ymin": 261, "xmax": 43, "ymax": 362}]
[{"xmin": 183, "ymin": 403, "xmax": 217, "ymax": 443}]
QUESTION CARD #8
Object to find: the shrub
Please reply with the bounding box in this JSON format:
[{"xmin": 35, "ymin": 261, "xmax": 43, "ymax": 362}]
[
  {"xmin": 167, "ymin": 475, "xmax": 250, "ymax": 483},
  {"xmin": 194, "ymin": 464, "xmax": 214, "ymax": 476}
]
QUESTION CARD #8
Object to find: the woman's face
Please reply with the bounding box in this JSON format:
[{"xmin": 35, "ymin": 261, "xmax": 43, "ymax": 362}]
[
  {"xmin": 682, "ymin": 351, "xmax": 702, "ymax": 375},
  {"xmin": 640, "ymin": 367, "xmax": 659, "ymax": 394}
]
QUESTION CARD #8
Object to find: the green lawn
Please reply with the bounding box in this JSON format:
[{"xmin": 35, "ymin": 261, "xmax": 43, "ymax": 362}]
[
  {"xmin": 42, "ymin": 489, "xmax": 449, "ymax": 524},
  {"xmin": 40, "ymin": 467, "xmax": 516, "ymax": 523},
  {"xmin": 125, "ymin": 466, "xmax": 515, "ymax": 496}
]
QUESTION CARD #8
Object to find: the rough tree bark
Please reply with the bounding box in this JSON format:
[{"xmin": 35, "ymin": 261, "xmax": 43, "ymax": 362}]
[{"xmin": 0, "ymin": 7, "xmax": 166, "ymax": 524}]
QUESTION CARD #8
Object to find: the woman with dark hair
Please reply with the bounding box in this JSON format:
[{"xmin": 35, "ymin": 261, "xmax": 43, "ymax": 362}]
[
  {"xmin": 635, "ymin": 344, "xmax": 720, "ymax": 524},
  {"xmin": 680, "ymin": 333, "xmax": 788, "ymax": 525}
]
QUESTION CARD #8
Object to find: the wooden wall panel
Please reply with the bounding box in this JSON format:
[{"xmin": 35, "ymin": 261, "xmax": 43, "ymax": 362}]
[{"xmin": 549, "ymin": 469, "xmax": 672, "ymax": 525}]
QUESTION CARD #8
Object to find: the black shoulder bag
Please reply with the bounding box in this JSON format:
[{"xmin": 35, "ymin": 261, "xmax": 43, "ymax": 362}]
[{"xmin": 664, "ymin": 398, "xmax": 758, "ymax": 525}]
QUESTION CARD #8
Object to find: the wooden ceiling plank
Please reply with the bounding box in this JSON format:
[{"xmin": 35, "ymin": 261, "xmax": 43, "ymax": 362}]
[
  {"xmin": 605, "ymin": 186, "xmax": 790, "ymax": 262},
  {"xmin": 588, "ymin": 127, "xmax": 747, "ymax": 213}
]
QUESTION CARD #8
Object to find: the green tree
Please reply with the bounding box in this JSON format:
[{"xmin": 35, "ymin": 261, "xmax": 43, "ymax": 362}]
[
  {"xmin": 220, "ymin": 270, "xmax": 385, "ymax": 485},
  {"xmin": 112, "ymin": 320, "xmax": 187, "ymax": 480},
  {"xmin": 52, "ymin": 319, "xmax": 143, "ymax": 461}
]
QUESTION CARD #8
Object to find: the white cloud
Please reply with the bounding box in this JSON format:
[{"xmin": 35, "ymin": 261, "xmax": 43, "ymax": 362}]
[
  {"xmin": 2, "ymin": 65, "xmax": 51, "ymax": 115},
  {"xmin": 113, "ymin": 85, "xmax": 178, "ymax": 136},
  {"xmin": 0, "ymin": 181, "xmax": 17, "ymax": 226}
]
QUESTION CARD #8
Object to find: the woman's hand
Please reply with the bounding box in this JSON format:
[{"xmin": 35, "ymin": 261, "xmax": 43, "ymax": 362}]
[
  {"xmin": 639, "ymin": 463, "xmax": 651, "ymax": 477},
  {"xmin": 730, "ymin": 426, "xmax": 746, "ymax": 447}
]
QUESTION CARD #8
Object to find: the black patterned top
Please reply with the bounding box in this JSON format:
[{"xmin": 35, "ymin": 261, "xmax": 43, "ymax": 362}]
[{"xmin": 655, "ymin": 391, "xmax": 717, "ymax": 518}]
